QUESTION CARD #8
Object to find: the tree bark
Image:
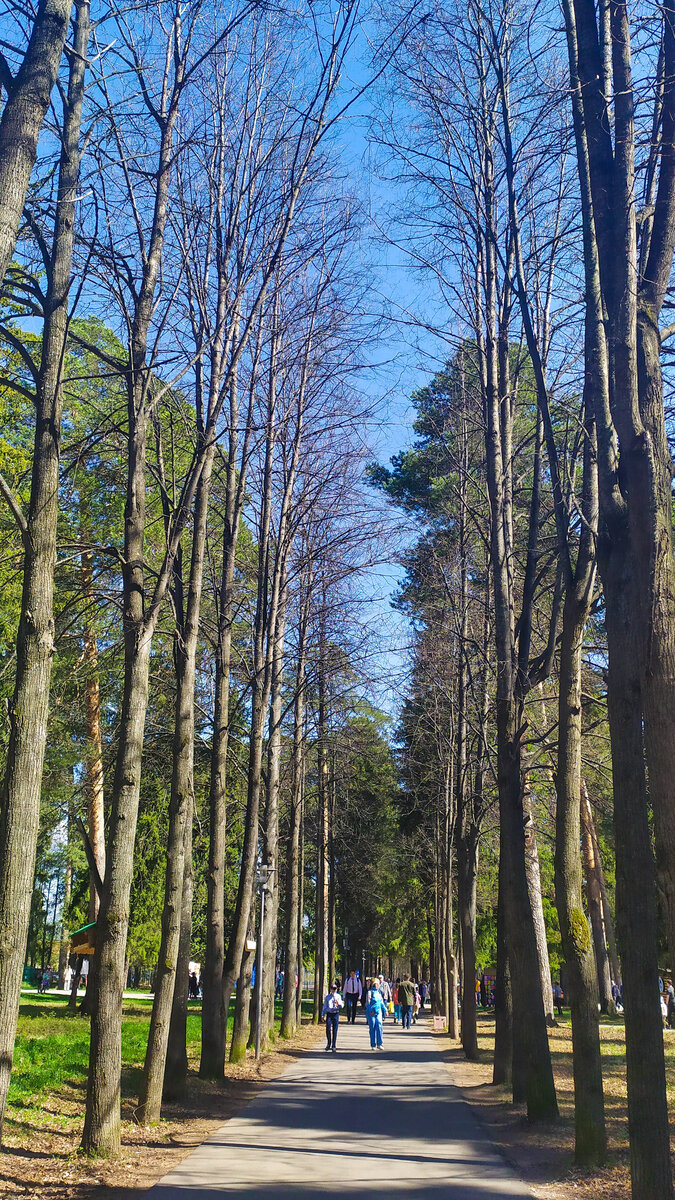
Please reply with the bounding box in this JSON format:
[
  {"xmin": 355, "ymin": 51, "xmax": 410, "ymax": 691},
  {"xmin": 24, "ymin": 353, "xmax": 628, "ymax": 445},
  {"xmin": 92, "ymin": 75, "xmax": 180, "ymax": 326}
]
[
  {"xmin": 80, "ymin": 522, "xmax": 106, "ymax": 925},
  {"xmin": 555, "ymin": 595, "xmax": 606, "ymax": 1163},
  {"xmin": 137, "ymin": 446, "xmax": 215, "ymax": 1124},
  {"xmin": 200, "ymin": 334, "xmax": 250, "ymax": 1081},
  {"xmin": 280, "ymin": 586, "xmax": 309, "ymax": 1038},
  {"xmin": 604, "ymin": 538, "xmax": 672, "ymax": 1198},
  {"xmin": 261, "ymin": 588, "xmax": 288, "ymax": 1045},
  {"xmin": 522, "ymin": 783, "xmax": 554, "ymax": 1026},
  {"xmin": 580, "ymin": 784, "xmax": 612, "ymax": 1012},
  {"xmin": 230, "ymin": 914, "xmax": 256, "ymax": 1063},
  {"xmin": 561, "ymin": 0, "xmax": 673, "ymax": 1185},
  {"xmin": 0, "ymin": 0, "xmax": 87, "ymax": 1138},
  {"xmin": 458, "ymin": 821, "xmax": 479, "ymax": 1059},
  {"xmin": 582, "ymin": 786, "xmax": 621, "ymax": 986},
  {"xmin": 163, "ymin": 813, "xmax": 193, "ymax": 1103},
  {"xmin": 483, "ymin": 215, "xmax": 558, "ymax": 1119},
  {"xmin": 0, "ymin": 0, "xmax": 72, "ymax": 287}
]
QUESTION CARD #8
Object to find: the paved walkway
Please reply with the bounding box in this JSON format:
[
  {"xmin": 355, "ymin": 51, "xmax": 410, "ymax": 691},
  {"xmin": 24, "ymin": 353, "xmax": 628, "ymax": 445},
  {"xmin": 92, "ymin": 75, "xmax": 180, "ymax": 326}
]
[{"xmin": 151, "ymin": 1013, "xmax": 532, "ymax": 1199}]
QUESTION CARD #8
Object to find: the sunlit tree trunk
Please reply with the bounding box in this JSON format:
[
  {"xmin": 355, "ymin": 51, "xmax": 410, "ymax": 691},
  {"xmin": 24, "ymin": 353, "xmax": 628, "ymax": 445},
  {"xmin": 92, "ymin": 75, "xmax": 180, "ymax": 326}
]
[{"xmin": 0, "ymin": 0, "xmax": 88, "ymax": 1137}]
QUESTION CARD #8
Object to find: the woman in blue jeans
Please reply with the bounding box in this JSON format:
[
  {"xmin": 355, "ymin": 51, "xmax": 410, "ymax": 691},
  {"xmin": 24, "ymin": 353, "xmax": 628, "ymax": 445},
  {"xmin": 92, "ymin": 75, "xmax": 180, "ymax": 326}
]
[{"xmin": 365, "ymin": 979, "xmax": 388, "ymax": 1050}]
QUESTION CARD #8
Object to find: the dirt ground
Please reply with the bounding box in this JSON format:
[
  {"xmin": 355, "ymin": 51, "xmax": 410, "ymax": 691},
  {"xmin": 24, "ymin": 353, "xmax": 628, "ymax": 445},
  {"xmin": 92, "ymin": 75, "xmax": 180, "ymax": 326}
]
[{"xmin": 439, "ymin": 1018, "xmax": 675, "ymax": 1200}]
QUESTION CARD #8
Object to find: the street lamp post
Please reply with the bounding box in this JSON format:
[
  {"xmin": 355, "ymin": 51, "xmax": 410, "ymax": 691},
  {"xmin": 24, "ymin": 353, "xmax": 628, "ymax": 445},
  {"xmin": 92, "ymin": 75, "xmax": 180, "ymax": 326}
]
[{"xmin": 255, "ymin": 863, "xmax": 274, "ymax": 1061}]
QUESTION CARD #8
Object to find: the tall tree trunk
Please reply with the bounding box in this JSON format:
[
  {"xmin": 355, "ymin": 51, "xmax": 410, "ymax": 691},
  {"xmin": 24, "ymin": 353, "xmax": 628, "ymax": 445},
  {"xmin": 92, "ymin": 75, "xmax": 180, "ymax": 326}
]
[
  {"xmin": 314, "ymin": 639, "xmax": 329, "ymax": 1014},
  {"xmin": 222, "ymin": 372, "xmax": 280, "ymax": 1055},
  {"xmin": 200, "ymin": 340, "xmax": 249, "ymax": 1081},
  {"xmin": 58, "ymin": 804, "xmax": 73, "ymax": 988},
  {"xmin": 261, "ymin": 590, "xmax": 287, "ymax": 1045},
  {"xmin": 484, "ymin": 229, "xmax": 557, "ymax": 1119},
  {"xmin": 604, "ymin": 540, "xmax": 672, "ymax": 1198},
  {"xmin": 445, "ymin": 859, "xmax": 459, "ymax": 1040},
  {"xmin": 81, "ymin": 538, "xmax": 106, "ymax": 923},
  {"xmin": 230, "ymin": 929, "xmax": 256, "ymax": 1063},
  {"xmin": 0, "ymin": 0, "xmax": 88, "ymax": 1137},
  {"xmin": 281, "ymin": 599, "xmax": 308, "ymax": 1039},
  {"xmin": 555, "ymin": 593, "xmax": 606, "ymax": 1163},
  {"xmin": 295, "ymin": 761, "xmax": 305, "ymax": 1028},
  {"xmin": 522, "ymin": 783, "xmax": 554, "ymax": 1026},
  {"xmin": 580, "ymin": 786, "xmax": 612, "ymax": 1012},
  {"xmin": 493, "ymin": 816, "xmax": 513, "ymax": 1084},
  {"xmin": 164, "ymin": 813, "xmax": 193, "ymax": 1103},
  {"xmin": 582, "ymin": 783, "xmax": 621, "ymax": 985},
  {"xmin": 458, "ymin": 821, "xmax": 479, "ymax": 1059},
  {"xmin": 82, "ymin": 29, "xmax": 188, "ymax": 1154},
  {"xmin": 562, "ymin": 0, "xmax": 673, "ymax": 1185},
  {"xmin": 138, "ymin": 448, "xmax": 214, "ymax": 1124},
  {"xmin": 0, "ymin": 0, "xmax": 72, "ymax": 286}
]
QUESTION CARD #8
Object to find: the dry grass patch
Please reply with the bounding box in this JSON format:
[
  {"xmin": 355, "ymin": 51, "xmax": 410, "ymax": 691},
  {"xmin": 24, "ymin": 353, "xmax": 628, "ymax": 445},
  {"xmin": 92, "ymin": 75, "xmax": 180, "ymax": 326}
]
[{"xmin": 440, "ymin": 1013, "xmax": 675, "ymax": 1199}]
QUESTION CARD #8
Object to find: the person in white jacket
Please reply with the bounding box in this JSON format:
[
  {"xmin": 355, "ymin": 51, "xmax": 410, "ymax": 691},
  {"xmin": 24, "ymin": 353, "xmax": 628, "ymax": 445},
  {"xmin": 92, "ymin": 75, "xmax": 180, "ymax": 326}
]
[{"xmin": 321, "ymin": 984, "xmax": 344, "ymax": 1052}]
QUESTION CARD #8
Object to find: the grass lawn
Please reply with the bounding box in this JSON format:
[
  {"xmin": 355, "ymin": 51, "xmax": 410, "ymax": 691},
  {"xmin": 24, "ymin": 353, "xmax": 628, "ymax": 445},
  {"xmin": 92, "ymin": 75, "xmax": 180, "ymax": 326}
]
[{"xmin": 8, "ymin": 990, "xmax": 314, "ymax": 1135}]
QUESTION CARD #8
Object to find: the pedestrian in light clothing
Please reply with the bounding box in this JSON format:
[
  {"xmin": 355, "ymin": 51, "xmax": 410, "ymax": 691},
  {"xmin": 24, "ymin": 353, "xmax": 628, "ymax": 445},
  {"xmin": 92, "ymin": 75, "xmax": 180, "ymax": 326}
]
[
  {"xmin": 398, "ymin": 974, "xmax": 416, "ymax": 1029},
  {"xmin": 343, "ymin": 970, "xmax": 362, "ymax": 1023},
  {"xmin": 365, "ymin": 979, "xmax": 388, "ymax": 1049},
  {"xmin": 321, "ymin": 983, "xmax": 344, "ymax": 1052},
  {"xmin": 378, "ymin": 974, "xmax": 392, "ymax": 1006}
]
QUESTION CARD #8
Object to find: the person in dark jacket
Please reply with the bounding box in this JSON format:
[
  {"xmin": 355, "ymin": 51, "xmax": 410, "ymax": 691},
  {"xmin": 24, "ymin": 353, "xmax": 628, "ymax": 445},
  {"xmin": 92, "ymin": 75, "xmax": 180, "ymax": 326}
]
[
  {"xmin": 343, "ymin": 970, "xmax": 362, "ymax": 1023},
  {"xmin": 398, "ymin": 974, "xmax": 416, "ymax": 1029}
]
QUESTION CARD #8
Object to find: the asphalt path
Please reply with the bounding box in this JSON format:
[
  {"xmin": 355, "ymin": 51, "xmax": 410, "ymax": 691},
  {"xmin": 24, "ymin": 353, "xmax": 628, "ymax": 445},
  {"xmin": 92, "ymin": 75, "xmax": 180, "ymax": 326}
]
[{"xmin": 151, "ymin": 1012, "xmax": 533, "ymax": 1199}]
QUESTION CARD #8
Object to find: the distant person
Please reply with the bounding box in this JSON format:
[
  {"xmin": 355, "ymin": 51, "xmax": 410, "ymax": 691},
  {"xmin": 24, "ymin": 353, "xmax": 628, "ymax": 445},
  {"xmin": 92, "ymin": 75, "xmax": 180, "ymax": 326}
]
[
  {"xmin": 365, "ymin": 978, "xmax": 388, "ymax": 1050},
  {"xmin": 413, "ymin": 982, "xmax": 421, "ymax": 1023},
  {"xmin": 63, "ymin": 964, "xmax": 73, "ymax": 992},
  {"xmin": 378, "ymin": 974, "xmax": 392, "ymax": 1010},
  {"xmin": 553, "ymin": 982, "xmax": 564, "ymax": 1017},
  {"xmin": 667, "ymin": 981, "xmax": 675, "ymax": 1030},
  {"xmin": 393, "ymin": 979, "xmax": 401, "ymax": 1024},
  {"xmin": 419, "ymin": 979, "xmax": 428, "ymax": 1010},
  {"xmin": 189, "ymin": 971, "xmax": 199, "ymax": 999},
  {"xmin": 343, "ymin": 970, "xmax": 362, "ymax": 1023},
  {"xmin": 321, "ymin": 982, "xmax": 343, "ymax": 1052},
  {"xmin": 398, "ymin": 974, "xmax": 416, "ymax": 1030}
]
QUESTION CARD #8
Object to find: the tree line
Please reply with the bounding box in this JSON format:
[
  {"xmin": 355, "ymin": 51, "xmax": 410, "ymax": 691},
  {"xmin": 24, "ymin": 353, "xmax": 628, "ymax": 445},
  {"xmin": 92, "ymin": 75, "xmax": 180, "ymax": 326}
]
[
  {"xmin": 370, "ymin": 0, "xmax": 675, "ymax": 1195},
  {"xmin": 0, "ymin": 1, "xmax": 674, "ymax": 1198},
  {"xmin": 0, "ymin": 0, "xmax": 413, "ymax": 1159}
]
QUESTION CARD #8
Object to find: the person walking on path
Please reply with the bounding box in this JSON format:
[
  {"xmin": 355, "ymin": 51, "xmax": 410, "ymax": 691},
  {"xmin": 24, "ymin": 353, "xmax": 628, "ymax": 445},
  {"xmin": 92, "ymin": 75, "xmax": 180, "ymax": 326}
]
[
  {"xmin": 322, "ymin": 983, "xmax": 344, "ymax": 1052},
  {"xmin": 378, "ymin": 974, "xmax": 392, "ymax": 1009},
  {"xmin": 365, "ymin": 979, "xmax": 388, "ymax": 1050},
  {"xmin": 343, "ymin": 970, "xmax": 362, "ymax": 1023},
  {"xmin": 392, "ymin": 979, "xmax": 401, "ymax": 1024},
  {"xmin": 398, "ymin": 974, "xmax": 416, "ymax": 1029}
]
